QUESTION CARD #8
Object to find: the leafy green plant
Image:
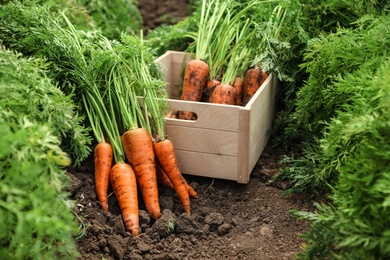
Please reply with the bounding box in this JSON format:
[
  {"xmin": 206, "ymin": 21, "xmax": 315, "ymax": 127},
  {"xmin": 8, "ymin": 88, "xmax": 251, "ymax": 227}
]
[
  {"xmin": 0, "ymin": 47, "xmax": 91, "ymax": 165},
  {"xmin": 144, "ymin": 11, "xmax": 199, "ymax": 56},
  {"xmin": 0, "ymin": 48, "xmax": 81, "ymax": 259},
  {"xmin": 76, "ymin": 0, "xmax": 142, "ymax": 40},
  {"xmin": 277, "ymin": 15, "xmax": 390, "ymax": 194},
  {"xmin": 167, "ymin": 220, "xmax": 175, "ymax": 234},
  {"xmin": 292, "ymin": 58, "xmax": 390, "ymax": 259}
]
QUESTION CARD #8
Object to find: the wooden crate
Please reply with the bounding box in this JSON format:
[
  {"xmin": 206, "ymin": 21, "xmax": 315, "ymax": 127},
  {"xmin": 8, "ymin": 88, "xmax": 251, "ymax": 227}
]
[{"xmin": 155, "ymin": 51, "xmax": 278, "ymax": 183}]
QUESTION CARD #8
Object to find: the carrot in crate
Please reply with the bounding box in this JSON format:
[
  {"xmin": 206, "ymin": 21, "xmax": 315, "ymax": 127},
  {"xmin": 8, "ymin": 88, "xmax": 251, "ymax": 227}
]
[
  {"xmin": 210, "ymin": 83, "xmax": 237, "ymax": 105},
  {"xmin": 202, "ymin": 78, "xmax": 220, "ymax": 102},
  {"xmin": 241, "ymin": 66, "xmax": 268, "ymax": 106},
  {"xmin": 233, "ymin": 76, "xmax": 243, "ymax": 105},
  {"xmin": 178, "ymin": 59, "xmax": 209, "ymax": 120}
]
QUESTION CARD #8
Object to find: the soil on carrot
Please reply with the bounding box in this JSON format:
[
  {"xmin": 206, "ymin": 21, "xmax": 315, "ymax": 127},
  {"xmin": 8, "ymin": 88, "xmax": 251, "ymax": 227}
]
[{"xmin": 66, "ymin": 1, "xmax": 317, "ymax": 259}]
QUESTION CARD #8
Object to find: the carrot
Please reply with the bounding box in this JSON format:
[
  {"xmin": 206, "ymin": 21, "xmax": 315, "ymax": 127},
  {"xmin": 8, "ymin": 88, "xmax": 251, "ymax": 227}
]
[
  {"xmin": 201, "ymin": 78, "xmax": 220, "ymax": 102},
  {"xmin": 94, "ymin": 142, "xmax": 113, "ymax": 212},
  {"xmin": 241, "ymin": 67, "xmax": 268, "ymax": 106},
  {"xmin": 166, "ymin": 110, "xmax": 178, "ymax": 119},
  {"xmin": 153, "ymin": 139, "xmax": 193, "ymax": 215},
  {"xmin": 110, "ymin": 162, "xmax": 139, "ymax": 236},
  {"xmin": 233, "ymin": 76, "xmax": 243, "ymax": 106},
  {"xmin": 186, "ymin": 183, "xmax": 198, "ymax": 199},
  {"xmin": 157, "ymin": 160, "xmax": 198, "ymax": 198},
  {"xmin": 210, "ymin": 83, "xmax": 237, "ymax": 105},
  {"xmin": 121, "ymin": 127, "xmax": 161, "ymax": 220},
  {"xmin": 156, "ymin": 161, "xmax": 174, "ymax": 190},
  {"xmin": 178, "ymin": 59, "xmax": 210, "ymax": 120}
]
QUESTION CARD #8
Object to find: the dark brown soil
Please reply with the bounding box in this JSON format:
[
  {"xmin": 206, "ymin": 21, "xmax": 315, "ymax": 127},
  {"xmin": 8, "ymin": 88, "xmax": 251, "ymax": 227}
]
[
  {"xmin": 137, "ymin": 0, "xmax": 191, "ymax": 33},
  {"xmin": 67, "ymin": 1, "xmax": 317, "ymax": 259},
  {"xmin": 68, "ymin": 141, "xmax": 316, "ymax": 260}
]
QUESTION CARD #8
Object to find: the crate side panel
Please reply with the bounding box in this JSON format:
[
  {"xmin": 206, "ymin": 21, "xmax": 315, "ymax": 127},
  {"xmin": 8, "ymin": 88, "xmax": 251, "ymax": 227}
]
[
  {"xmin": 248, "ymin": 74, "xmax": 275, "ymax": 126},
  {"xmin": 248, "ymin": 107, "xmax": 274, "ymax": 172},
  {"xmin": 155, "ymin": 52, "xmax": 173, "ymax": 96},
  {"xmin": 236, "ymin": 109, "xmax": 250, "ymax": 183},
  {"xmin": 166, "ymin": 125, "xmax": 239, "ymax": 156},
  {"xmin": 170, "ymin": 52, "xmax": 191, "ymax": 99},
  {"xmin": 165, "ymin": 99, "xmax": 241, "ymax": 131},
  {"xmin": 247, "ymin": 75, "xmax": 278, "ymax": 173},
  {"xmin": 175, "ymin": 150, "xmax": 238, "ymax": 181},
  {"xmin": 155, "ymin": 51, "xmax": 191, "ymax": 99}
]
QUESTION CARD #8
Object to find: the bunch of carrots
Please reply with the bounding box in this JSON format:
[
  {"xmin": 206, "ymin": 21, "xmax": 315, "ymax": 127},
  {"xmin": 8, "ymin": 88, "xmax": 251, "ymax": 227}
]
[
  {"xmin": 56, "ymin": 15, "xmax": 197, "ymax": 236},
  {"xmin": 173, "ymin": 0, "xmax": 269, "ymax": 120},
  {"xmin": 89, "ymin": 35, "xmax": 198, "ymax": 236}
]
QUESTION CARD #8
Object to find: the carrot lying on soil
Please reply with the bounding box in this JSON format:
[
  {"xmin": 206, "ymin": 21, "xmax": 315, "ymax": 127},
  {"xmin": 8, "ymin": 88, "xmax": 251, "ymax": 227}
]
[
  {"xmin": 153, "ymin": 139, "xmax": 193, "ymax": 214},
  {"xmin": 233, "ymin": 76, "xmax": 243, "ymax": 105},
  {"xmin": 121, "ymin": 127, "xmax": 161, "ymax": 220},
  {"xmin": 110, "ymin": 162, "xmax": 139, "ymax": 236},
  {"xmin": 241, "ymin": 66, "xmax": 268, "ymax": 106},
  {"xmin": 186, "ymin": 183, "xmax": 198, "ymax": 199},
  {"xmin": 94, "ymin": 141, "xmax": 113, "ymax": 212},
  {"xmin": 178, "ymin": 59, "xmax": 210, "ymax": 120},
  {"xmin": 156, "ymin": 161, "xmax": 174, "ymax": 190},
  {"xmin": 156, "ymin": 159, "xmax": 198, "ymax": 199},
  {"xmin": 209, "ymin": 83, "xmax": 238, "ymax": 105}
]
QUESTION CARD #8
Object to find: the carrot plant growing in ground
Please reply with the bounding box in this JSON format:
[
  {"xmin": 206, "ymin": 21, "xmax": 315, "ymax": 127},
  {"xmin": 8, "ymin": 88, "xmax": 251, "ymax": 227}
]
[
  {"xmin": 75, "ymin": 0, "xmax": 142, "ymax": 40},
  {"xmin": 277, "ymin": 15, "xmax": 390, "ymax": 194},
  {"xmin": 0, "ymin": 48, "xmax": 85, "ymax": 259},
  {"xmin": 1, "ymin": 0, "xmax": 199, "ymax": 230},
  {"xmin": 292, "ymin": 58, "xmax": 390, "ymax": 259}
]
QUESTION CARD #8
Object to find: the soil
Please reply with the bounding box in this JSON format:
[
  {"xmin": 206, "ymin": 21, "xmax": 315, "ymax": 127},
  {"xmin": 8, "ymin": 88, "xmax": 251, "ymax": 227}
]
[{"xmin": 67, "ymin": 1, "xmax": 317, "ymax": 259}]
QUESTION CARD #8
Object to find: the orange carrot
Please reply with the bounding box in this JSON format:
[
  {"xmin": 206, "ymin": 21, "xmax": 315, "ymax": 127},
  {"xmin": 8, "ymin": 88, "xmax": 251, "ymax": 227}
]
[
  {"xmin": 156, "ymin": 158, "xmax": 197, "ymax": 199},
  {"xmin": 156, "ymin": 161, "xmax": 174, "ymax": 190},
  {"xmin": 153, "ymin": 139, "xmax": 193, "ymax": 215},
  {"xmin": 121, "ymin": 128, "xmax": 161, "ymax": 220},
  {"xmin": 242, "ymin": 67, "xmax": 268, "ymax": 106},
  {"xmin": 94, "ymin": 142, "xmax": 113, "ymax": 212},
  {"xmin": 210, "ymin": 83, "xmax": 237, "ymax": 105},
  {"xmin": 233, "ymin": 76, "xmax": 243, "ymax": 106},
  {"xmin": 186, "ymin": 183, "xmax": 198, "ymax": 199},
  {"xmin": 110, "ymin": 162, "xmax": 139, "ymax": 236},
  {"xmin": 201, "ymin": 78, "xmax": 220, "ymax": 102},
  {"xmin": 178, "ymin": 59, "xmax": 210, "ymax": 120}
]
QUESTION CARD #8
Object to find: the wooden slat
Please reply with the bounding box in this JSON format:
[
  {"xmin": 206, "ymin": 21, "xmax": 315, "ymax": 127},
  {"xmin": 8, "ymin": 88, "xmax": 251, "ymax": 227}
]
[
  {"xmin": 165, "ymin": 99, "xmax": 242, "ymax": 131},
  {"xmin": 166, "ymin": 124, "xmax": 239, "ymax": 156},
  {"xmin": 156, "ymin": 51, "xmax": 191, "ymax": 99},
  {"xmin": 174, "ymin": 150, "xmax": 238, "ymax": 181},
  {"xmin": 247, "ymin": 75, "xmax": 278, "ymax": 172},
  {"xmin": 237, "ymin": 108, "xmax": 250, "ymax": 183}
]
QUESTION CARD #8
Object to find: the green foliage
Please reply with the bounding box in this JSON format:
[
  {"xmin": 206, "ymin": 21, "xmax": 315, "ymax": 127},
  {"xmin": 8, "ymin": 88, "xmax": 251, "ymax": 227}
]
[
  {"xmin": 278, "ymin": 15, "xmax": 390, "ymax": 194},
  {"xmin": 0, "ymin": 48, "xmax": 91, "ymax": 165},
  {"xmin": 293, "ymin": 59, "xmax": 390, "ymax": 259},
  {"xmin": 262, "ymin": 0, "xmax": 390, "ymax": 147},
  {"xmin": 0, "ymin": 49, "xmax": 81, "ymax": 259},
  {"xmin": 76, "ymin": 0, "xmax": 142, "ymax": 39},
  {"xmin": 144, "ymin": 14, "xmax": 199, "ymax": 57},
  {"xmin": 291, "ymin": 16, "xmax": 390, "ymax": 141}
]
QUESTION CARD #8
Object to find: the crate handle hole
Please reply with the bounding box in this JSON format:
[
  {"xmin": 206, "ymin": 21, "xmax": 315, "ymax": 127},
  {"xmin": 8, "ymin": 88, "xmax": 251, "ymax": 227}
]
[{"xmin": 165, "ymin": 110, "xmax": 198, "ymax": 121}]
